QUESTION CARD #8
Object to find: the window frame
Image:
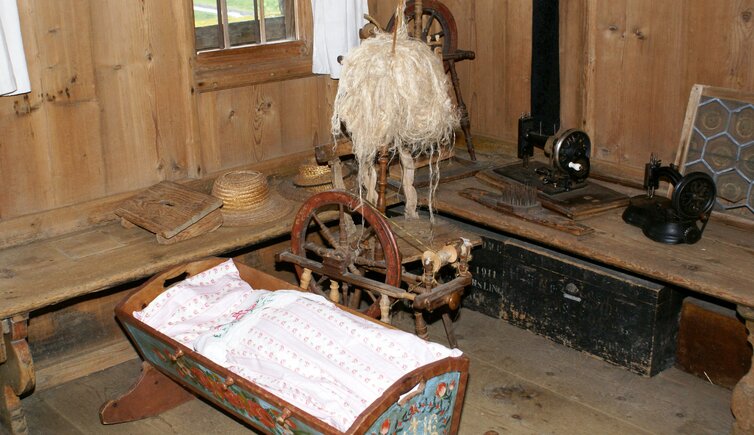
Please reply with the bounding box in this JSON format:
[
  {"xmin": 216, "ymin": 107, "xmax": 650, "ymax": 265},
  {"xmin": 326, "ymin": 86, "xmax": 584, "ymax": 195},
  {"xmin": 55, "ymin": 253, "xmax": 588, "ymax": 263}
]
[{"xmin": 191, "ymin": 0, "xmax": 313, "ymax": 92}]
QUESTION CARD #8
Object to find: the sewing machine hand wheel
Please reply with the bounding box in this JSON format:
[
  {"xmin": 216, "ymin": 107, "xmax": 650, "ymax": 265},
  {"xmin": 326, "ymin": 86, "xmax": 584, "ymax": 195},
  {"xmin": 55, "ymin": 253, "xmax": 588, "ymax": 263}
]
[
  {"xmin": 289, "ymin": 190, "xmax": 402, "ymax": 315},
  {"xmin": 672, "ymin": 172, "xmax": 716, "ymax": 220}
]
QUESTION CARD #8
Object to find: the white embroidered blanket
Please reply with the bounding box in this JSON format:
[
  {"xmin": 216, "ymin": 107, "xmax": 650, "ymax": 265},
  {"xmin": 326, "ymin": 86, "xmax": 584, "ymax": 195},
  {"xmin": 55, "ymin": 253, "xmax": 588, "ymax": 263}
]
[{"xmin": 134, "ymin": 259, "xmax": 462, "ymax": 432}]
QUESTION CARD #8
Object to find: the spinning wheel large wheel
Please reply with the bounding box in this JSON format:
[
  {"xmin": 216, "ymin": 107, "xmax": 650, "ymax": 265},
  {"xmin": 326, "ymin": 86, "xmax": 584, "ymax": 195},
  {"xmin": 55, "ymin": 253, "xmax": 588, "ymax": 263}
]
[{"xmin": 290, "ymin": 190, "xmax": 402, "ymax": 314}]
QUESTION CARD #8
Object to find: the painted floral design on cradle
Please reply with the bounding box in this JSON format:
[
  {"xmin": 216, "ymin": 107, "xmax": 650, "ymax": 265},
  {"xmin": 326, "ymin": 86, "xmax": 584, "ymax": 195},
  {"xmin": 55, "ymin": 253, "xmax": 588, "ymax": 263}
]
[
  {"xmin": 368, "ymin": 373, "xmax": 461, "ymax": 435},
  {"xmin": 129, "ymin": 324, "xmax": 317, "ymax": 435}
]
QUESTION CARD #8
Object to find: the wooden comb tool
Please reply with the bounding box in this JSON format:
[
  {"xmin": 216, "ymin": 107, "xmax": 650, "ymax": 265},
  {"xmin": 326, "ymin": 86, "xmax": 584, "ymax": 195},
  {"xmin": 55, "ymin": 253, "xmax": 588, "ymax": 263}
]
[{"xmin": 459, "ymin": 187, "xmax": 593, "ymax": 236}]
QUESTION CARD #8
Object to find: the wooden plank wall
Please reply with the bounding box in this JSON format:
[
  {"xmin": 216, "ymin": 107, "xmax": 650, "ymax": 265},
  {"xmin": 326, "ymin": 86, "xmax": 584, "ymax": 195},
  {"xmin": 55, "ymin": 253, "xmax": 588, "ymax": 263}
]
[
  {"xmin": 372, "ymin": 0, "xmax": 753, "ymax": 181},
  {"xmin": 582, "ymin": 0, "xmax": 754, "ymax": 180},
  {"xmin": 0, "ymin": 0, "xmax": 335, "ymax": 247},
  {"xmin": 0, "ymin": 0, "xmax": 751, "ymax": 244}
]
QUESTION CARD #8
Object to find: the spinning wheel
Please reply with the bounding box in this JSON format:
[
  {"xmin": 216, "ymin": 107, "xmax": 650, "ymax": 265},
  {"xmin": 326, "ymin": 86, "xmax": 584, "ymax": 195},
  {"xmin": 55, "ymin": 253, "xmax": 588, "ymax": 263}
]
[
  {"xmin": 280, "ymin": 188, "xmax": 475, "ymax": 347},
  {"xmin": 385, "ymin": 0, "xmax": 477, "ymax": 160},
  {"xmin": 289, "ymin": 189, "xmax": 402, "ymax": 317}
]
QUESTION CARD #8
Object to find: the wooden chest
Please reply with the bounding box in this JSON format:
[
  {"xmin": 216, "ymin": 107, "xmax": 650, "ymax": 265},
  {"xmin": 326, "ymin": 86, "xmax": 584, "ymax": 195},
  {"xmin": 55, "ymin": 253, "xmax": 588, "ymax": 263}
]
[{"xmin": 466, "ymin": 235, "xmax": 683, "ymax": 376}]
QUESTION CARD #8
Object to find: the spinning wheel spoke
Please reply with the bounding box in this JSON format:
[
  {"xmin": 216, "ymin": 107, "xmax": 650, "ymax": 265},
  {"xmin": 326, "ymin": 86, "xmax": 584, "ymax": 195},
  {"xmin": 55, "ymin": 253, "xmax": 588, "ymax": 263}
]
[
  {"xmin": 422, "ymin": 14, "xmax": 436, "ymax": 40},
  {"xmin": 352, "ymin": 256, "xmax": 388, "ymax": 271},
  {"xmin": 303, "ymin": 241, "xmax": 336, "ymax": 258},
  {"xmin": 312, "ymin": 214, "xmax": 340, "ymax": 250},
  {"xmin": 338, "ymin": 204, "xmax": 348, "ymax": 247},
  {"xmin": 387, "ymin": 0, "xmax": 458, "ymax": 59}
]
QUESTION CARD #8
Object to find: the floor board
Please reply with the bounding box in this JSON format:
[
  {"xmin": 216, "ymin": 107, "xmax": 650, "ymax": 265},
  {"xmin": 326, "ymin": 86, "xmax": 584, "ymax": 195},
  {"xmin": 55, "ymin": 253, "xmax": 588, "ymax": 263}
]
[{"xmin": 22, "ymin": 308, "xmax": 732, "ymax": 434}]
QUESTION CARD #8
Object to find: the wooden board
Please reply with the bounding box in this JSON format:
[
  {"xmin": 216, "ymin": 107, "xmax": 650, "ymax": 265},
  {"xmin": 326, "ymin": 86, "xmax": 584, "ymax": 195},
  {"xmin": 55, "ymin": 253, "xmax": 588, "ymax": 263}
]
[
  {"xmin": 676, "ymin": 297, "xmax": 752, "ymax": 389},
  {"xmin": 386, "ymin": 215, "xmax": 482, "ymax": 264},
  {"xmin": 0, "ymin": 201, "xmax": 297, "ymax": 319},
  {"xmin": 476, "ymin": 167, "xmax": 629, "ymax": 219},
  {"xmin": 458, "ymin": 187, "xmax": 594, "ymax": 236},
  {"xmin": 387, "ymin": 157, "xmax": 497, "ymax": 190},
  {"xmin": 674, "ymin": 85, "xmax": 754, "ymax": 228},
  {"xmin": 115, "ymin": 181, "xmax": 222, "ymax": 240}
]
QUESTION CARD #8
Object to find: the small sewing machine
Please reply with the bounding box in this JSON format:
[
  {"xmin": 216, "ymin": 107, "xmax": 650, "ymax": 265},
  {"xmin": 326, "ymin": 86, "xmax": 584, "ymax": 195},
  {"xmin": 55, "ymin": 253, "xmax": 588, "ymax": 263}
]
[
  {"xmin": 480, "ymin": 114, "xmax": 628, "ymax": 219},
  {"xmin": 505, "ymin": 113, "xmax": 592, "ymax": 194},
  {"xmin": 622, "ymin": 155, "xmax": 716, "ymax": 244}
]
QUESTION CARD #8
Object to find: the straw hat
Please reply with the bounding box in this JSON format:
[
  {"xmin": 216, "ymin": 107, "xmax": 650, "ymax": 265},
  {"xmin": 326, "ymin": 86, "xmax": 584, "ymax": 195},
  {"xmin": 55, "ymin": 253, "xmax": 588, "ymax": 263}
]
[
  {"xmin": 211, "ymin": 170, "xmax": 293, "ymax": 227},
  {"xmin": 280, "ymin": 159, "xmax": 355, "ymax": 202},
  {"xmin": 293, "ymin": 159, "xmax": 352, "ymax": 187}
]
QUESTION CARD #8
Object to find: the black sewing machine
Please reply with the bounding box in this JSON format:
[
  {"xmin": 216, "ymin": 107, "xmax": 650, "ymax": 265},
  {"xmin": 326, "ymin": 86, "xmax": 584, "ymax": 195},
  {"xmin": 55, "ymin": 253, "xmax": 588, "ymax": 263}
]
[
  {"xmin": 507, "ymin": 113, "xmax": 591, "ymax": 194},
  {"xmin": 482, "ymin": 114, "xmax": 628, "ymax": 218},
  {"xmin": 622, "ymin": 155, "xmax": 716, "ymax": 244}
]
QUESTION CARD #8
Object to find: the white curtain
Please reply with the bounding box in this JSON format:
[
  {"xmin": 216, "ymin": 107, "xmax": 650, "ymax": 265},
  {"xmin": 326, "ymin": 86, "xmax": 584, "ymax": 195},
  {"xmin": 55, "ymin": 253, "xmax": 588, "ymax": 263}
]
[
  {"xmin": 0, "ymin": 0, "xmax": 30, "ymax": 96},
  {"xmin": 311, "ymin": 0, "xmax": 368, "ymax": 79}
]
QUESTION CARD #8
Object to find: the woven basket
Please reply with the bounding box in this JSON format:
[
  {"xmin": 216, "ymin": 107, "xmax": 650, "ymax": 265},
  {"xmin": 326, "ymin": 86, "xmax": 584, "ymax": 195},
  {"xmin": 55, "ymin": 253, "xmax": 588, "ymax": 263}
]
[{"xmin": 211, "ymin": 170, "xmax": 293, "ymax": 227}]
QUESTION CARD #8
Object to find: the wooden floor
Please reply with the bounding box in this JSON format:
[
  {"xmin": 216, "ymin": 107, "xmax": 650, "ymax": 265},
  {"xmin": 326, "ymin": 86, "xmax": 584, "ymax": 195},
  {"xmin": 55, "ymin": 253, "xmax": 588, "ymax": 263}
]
[{"xmin": 21, "ymin": 307, "xmax": 731, "ymax": 435}]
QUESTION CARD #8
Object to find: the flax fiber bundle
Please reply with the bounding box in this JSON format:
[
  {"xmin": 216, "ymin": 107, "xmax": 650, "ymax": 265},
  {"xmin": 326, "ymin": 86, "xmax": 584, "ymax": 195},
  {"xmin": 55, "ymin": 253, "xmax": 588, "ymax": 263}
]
[{"xmin": 331, "ymin": 17, "xmax": 459, "ymax": 218}]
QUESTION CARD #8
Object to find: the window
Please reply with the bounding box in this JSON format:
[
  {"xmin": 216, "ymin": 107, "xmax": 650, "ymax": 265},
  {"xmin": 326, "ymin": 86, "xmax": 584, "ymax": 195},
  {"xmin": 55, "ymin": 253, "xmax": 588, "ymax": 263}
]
[
  {"xmin": 193, "ymin": 0, "xmax": 298, "ymax": 51},
  {"xmin": 191, "ymin": 0, "xmax": 312, "ymax": 91}
]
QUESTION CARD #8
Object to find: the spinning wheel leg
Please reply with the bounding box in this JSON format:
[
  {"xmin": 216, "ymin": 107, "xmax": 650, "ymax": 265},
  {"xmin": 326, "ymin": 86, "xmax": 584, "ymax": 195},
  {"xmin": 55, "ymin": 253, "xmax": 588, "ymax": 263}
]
[
  {"xmin": 414, "ymin": 311, "xmax": 429, "ymax": 340},
  {"xmin": 447, "ymin": 61, "xmax": 475, "ymax": 160},
  {"xmin": 441, "ymin": 312, "xmax": 458, "ymax": 348}
]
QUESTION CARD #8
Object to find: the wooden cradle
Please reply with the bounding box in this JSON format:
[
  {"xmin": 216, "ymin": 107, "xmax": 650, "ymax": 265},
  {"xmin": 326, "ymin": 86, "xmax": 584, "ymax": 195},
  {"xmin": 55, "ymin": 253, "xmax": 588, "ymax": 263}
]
[{"xmin": 101, "ymin": 257, "xmax": 469, "ymax": 434}]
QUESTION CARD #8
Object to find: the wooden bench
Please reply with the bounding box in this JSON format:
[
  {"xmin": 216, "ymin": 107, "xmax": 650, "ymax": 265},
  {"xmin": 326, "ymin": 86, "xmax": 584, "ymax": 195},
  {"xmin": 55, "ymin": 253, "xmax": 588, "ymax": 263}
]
[{"xmin": 0, "ymin": 152, "xmax": 319, "ymax": 434}]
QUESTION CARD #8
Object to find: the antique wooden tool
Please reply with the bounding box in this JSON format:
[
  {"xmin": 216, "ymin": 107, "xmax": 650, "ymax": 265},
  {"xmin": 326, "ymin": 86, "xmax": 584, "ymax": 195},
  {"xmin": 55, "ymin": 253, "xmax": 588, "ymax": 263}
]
[
  {"xmin": 459, "ymin": 186, "xmax": 594, "ymax": 236},
  {"xmin": 276, "ymin": 189, "xmax": 475, "ymax": 347}
]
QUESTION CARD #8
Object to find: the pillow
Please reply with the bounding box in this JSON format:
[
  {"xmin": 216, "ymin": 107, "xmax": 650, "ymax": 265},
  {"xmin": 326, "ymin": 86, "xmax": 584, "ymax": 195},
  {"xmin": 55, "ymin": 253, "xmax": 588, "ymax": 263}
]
[{"xmin": 134, "ymin": 259, "xmax": 270, "ymax": 346}]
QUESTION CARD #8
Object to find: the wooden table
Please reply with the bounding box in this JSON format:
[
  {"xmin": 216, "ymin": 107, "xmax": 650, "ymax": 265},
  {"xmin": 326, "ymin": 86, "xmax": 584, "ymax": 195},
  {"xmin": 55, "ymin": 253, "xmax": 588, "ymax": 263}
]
[{"xmin": 429, "ymin": 174, "xmax": 754, "ymax": 434}]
